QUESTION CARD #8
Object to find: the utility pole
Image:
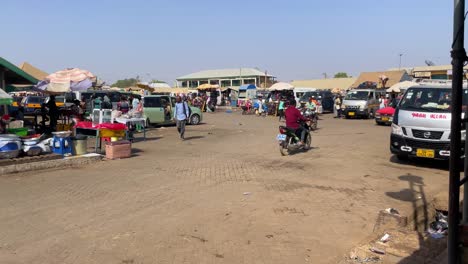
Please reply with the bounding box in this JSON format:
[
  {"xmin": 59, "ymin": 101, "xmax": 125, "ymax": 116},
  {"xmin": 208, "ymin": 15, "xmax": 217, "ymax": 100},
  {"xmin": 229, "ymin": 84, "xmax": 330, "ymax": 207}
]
[
  {"xmin": 448, "ymin": 0, "xmax": 465, "ymax": 263},
  {"xmin": 399, "ymin": 53, "xmax": 403, "ymax": 70}
]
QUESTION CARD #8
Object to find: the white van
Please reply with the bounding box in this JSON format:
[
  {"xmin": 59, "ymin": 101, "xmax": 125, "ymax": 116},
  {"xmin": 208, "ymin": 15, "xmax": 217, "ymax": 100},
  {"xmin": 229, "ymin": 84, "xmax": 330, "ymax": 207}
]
[
  {"xmin": 342, "ymin": 89, "xmax": 386, "ymax": 119},
  {"xmin": 390, "ymin": 81, "xmax": 466, "ymax": 160},
  {"xmin": 293, "ymin": 87, "xmax": 317, "ymax": 104}
]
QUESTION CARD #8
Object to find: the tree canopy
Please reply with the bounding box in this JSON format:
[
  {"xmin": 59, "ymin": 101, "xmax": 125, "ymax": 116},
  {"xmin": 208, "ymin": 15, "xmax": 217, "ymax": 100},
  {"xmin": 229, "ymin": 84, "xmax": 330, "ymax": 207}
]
[
  {"xmin": 334, "ymin": 72, "xmax": 349, "ymax": 78},
  {"xmin": 111, "ymin": 78, "xmax": 139, "ymax": 88}
]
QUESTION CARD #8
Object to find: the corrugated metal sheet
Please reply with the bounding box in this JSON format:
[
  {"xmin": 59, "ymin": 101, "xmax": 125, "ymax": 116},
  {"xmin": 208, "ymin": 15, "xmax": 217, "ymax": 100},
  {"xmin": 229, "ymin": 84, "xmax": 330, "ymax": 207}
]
[
  {"xmin": 291, "ymin": 78, "xmax": 356, "ymax": 90},
  {"xmin": 350, "ymin": 71, "xmax": 410, "ymax": 89},
  {"xmin": 18, "ymin": 62, "xmax": 48, "ymax": 80},
  {"xmin": 177, "ymin": 68, "xmax": 272, "ymax": 80}
]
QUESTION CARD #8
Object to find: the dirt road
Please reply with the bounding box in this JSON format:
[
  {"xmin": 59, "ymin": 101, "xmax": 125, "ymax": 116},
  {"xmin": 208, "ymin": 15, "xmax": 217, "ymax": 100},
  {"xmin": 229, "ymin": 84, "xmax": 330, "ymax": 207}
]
[{"xmin": 0, "ymin": 111, "xmax": 449, "ymax": 264}]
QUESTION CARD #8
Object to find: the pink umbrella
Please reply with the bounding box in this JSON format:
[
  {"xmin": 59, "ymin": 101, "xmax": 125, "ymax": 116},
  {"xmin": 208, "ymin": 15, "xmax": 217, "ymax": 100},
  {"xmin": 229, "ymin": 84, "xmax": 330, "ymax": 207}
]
[{"xmin": 34, "ymin": 68, "xmax": 95, "ymax": 93}]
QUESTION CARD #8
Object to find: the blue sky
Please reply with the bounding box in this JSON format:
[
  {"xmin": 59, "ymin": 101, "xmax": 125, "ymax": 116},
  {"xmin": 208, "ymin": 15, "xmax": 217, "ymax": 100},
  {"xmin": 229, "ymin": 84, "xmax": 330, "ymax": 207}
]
[{"xmin": 1, "ymin": 0, "xmax": 456, "ymax": 85}]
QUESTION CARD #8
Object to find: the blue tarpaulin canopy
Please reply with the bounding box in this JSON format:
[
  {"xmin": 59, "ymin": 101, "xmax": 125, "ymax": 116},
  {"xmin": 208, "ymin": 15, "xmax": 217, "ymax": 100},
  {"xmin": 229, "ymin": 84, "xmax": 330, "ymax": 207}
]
[{"xmin": 239, "ymin": 84, "xmax": 256, "ymax": 90}]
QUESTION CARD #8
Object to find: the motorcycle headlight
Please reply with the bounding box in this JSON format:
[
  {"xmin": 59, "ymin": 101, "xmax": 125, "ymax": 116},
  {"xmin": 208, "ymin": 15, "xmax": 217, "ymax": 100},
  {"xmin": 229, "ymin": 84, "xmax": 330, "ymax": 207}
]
[
  {"xmin": 462, "ymin": 130, "xmax": 466, "ymax": 141},
  {"xmin": 391, "ymin": 123, "xmax": 404, "ymax": 136}
]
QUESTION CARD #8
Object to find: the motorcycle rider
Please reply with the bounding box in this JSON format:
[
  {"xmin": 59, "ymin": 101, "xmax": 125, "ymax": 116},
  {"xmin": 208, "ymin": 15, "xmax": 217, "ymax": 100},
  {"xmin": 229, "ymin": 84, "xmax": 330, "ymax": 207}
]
[{"xmin": 284, "ymin": 98, "xmax": 307, "ymax": 145}]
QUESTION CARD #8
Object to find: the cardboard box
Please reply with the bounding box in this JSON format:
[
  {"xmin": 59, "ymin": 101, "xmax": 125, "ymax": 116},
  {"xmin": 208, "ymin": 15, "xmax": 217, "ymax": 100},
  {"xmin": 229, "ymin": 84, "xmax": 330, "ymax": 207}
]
[{"xmin": 105, "ymin": 140, "xmax": 131, "ymax": 159}]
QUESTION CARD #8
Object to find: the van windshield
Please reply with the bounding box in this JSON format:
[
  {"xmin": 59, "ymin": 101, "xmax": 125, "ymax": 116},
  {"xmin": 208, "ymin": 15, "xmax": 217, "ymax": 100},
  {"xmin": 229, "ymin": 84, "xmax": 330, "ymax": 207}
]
[
  {"xmin": 399, "ymin": 87, "xmax": 462, "ymax": 112},
  {"xmin": 345, "ymin": 91, "xmax": 369, "ymax": 100},
  {"xmin": 300, "ymin": 92, "xmax": 319, "ymax": 102}
]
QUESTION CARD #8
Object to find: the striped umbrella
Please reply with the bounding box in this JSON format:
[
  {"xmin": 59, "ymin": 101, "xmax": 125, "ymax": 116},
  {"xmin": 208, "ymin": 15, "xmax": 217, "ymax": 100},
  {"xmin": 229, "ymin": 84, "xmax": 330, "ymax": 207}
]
[{"xmin": 34, "ymin": 68, "xmax": 95, "ymax": 93}]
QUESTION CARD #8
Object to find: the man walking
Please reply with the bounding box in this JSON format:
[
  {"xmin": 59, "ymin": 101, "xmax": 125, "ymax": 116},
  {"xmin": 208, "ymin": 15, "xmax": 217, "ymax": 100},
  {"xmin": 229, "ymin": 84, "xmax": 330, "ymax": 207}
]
[{"xmin": 174, "ymin": 96, "xmax": 190, "ymax": 140}]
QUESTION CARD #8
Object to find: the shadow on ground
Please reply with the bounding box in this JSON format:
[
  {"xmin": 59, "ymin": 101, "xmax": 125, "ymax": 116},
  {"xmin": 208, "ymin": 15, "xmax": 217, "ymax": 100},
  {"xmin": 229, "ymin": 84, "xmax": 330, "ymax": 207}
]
[
  {"xmin": 184, "ymin": 136, "xmax": 205, "ymax": 141},
  {"xmin": 389, "ymin": 155, "xmax": 451, "ymax": 171},
  {"xmin": 132, "ymin": 136, "xmax": 162, "ymax": 143},
  {"xmin": 385, "ymin": 174, "xmax": 447, "ymax": 263}
]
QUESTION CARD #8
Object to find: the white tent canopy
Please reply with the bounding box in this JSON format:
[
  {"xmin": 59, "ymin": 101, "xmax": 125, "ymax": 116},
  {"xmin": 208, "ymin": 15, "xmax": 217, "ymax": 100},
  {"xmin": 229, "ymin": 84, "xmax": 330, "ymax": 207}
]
[
  {"xmin": 386, "ymin": 81, "xmax": 418, "ymax": 93},
  {"xmin": 269, "ymin": 82, "xmax": 294, "ymax": 91},
  {"xmin": 0, "ymin": 89, "xmax": 13, "ymax": 105}
]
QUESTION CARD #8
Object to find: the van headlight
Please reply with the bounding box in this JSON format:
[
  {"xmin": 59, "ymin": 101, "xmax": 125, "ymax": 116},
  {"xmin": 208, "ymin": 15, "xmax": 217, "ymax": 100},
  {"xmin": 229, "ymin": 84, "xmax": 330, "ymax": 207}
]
[
  {"xmin": 391, "ymin": 123, "xmax": 404, "ymax": 136},
  {"xmin": 462, "ymin": 130, "xmax": 466, "ymax": 141}
]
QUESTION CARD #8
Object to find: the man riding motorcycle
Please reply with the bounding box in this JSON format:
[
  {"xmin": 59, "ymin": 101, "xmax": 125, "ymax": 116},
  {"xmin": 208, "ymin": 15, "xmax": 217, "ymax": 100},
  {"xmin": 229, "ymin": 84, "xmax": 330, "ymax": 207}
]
[
  {"xmin": 308, "ymin": 96, "xmax": 319, "ymax": 109},
  {"xmin": 284, "ymin": 98, "xmax": 307, "ymax": 145}
]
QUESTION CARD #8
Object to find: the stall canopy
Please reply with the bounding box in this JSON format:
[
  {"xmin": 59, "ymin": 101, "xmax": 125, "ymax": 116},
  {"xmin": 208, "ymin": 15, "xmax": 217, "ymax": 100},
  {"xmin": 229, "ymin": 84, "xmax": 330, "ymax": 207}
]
[
  {"xmin": 197, "ymin": 83, "xmax": 219, "ymax": 90},
  {"xmin": 0, "ymin": 57, "xmax": 38, "ymax": 92},
  {"xmin": 268, "ymin": 82, "xmax": 294, "ymax": 91},
  {"xmin": 386, "ymin": 81, "xmax": 418, "ymax": 93},
  {"xmin": 33, "ymin": 68, "xmax": 95, "ymax": 93},
  {"xmin": 0, "ymin": 88, "xmax": 13, "ymax": 105},
  {"xmin": 239, "ymin": 84, "xmax": 256, "ymax": 90}
]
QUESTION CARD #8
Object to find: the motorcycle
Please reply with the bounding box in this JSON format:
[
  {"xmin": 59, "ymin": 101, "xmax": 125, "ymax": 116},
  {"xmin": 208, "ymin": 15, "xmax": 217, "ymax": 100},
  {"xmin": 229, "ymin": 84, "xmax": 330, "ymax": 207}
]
[
  {"xmin": 277, "ymin": 120, "xmax": 312, "ymax": 156},
  {"xmin": 300, "ymin": 107, "xmax": 318, "ymax": 131}
]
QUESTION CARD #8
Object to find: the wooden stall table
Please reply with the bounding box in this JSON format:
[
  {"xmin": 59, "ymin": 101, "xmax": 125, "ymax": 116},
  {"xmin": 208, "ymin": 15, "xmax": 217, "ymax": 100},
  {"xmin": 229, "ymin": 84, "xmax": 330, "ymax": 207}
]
[{"xmin": 74, "ymin": 122, "xmax": 127, "ymax": 153}]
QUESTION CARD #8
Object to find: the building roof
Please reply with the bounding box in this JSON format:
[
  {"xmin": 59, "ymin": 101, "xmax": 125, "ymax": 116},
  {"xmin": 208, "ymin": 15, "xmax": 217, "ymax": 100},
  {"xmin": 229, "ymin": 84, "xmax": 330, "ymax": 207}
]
[
  {"xmin": 177, "ymin": 68, "xmax": 273, "ymax": 80},
  {"xmin": 412, "ymin": 65, "xmax": 453, "ymax": 72},
  {"xmin": 0, "ymin": 57, "xmax": 38, "ymax": 85},
  {"xmin": 291, "ymin": 77, "xmax": 357, "ymax": 90},
  {"xmin": 18, "ymin": 62, "xmax": 48, "ymax": 80},
  {"xmin": 388, "ymin": 65, "xmax": 468, "ymax": 74},
  {"xmin": 350, "ymin": 71, "xmax": 410, "ymax": 89}
]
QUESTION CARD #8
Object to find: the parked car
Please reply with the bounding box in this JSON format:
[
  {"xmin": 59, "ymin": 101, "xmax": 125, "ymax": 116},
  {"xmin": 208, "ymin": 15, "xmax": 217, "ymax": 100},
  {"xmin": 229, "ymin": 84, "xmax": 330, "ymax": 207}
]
[
  {"xmin": 8, "ymin": 96, "xmax": 23, "ymax": 115},
  {"xmin": 21, "ymin": 96, "xmax": 45, "ymax": 115},
  {"xmin": 143, "ymin": 95, "xmax": 203, "ymax": 126},
  {"xmin": 342, "ymin": 89, "xmax": 385, "ymax": 119},
  {"xmin": 375, "ymin": 107, "xmax": 395, "ymax": 125},
  {"xmin": 375, "ymin": 99, "xmax": 400, "ymax": 125}
]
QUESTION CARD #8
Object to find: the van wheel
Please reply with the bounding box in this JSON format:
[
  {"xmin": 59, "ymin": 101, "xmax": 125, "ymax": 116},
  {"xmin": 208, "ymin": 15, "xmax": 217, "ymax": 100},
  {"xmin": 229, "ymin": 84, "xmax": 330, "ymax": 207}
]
[
  {"xmin": 190, "ymin": 114, "xmax": 200, "ymax": 125},
  {"xmin": 146, "ymin": 118, "xmax": 151, "ymax": 128}
]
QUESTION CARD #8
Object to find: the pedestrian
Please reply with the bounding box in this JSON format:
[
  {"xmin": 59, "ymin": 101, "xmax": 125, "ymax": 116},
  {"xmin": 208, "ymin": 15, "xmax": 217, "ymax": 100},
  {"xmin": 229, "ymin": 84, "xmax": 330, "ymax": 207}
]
[
  {"xmin": 93, "ymin": 96, "xmax": 102, "ymax": 110},
  {"xmin": 334, "ymin": 95, "xmax": 342, "ymax": 118},
  {"xmin": 102, "ymin": 95, "xmax": 112, "ymax": 109},
  {"xmin": 131, "ymin": 95, "xmax": 140, "ymax": 110},
  {"xmin": 46, "ymin": 95, "xmax": 59, "ymax": 130},
  {"xmin": 278, "ymin": 98, "xmax": 285, "ymax": 121},
  {"xmin": 117, "ymin": 96, "xmax": 130, "ymax": 114},
  {"xmin": 173, "ymin": 96, "xmax": 190, "ymax": 140}
]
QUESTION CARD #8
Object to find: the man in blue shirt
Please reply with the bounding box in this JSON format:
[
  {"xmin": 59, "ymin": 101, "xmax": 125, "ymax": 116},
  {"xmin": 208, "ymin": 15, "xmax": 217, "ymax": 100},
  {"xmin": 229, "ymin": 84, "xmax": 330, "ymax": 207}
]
[{"xmin": 173, "ymin": 96, "xmax": 190, "ymax": 140}]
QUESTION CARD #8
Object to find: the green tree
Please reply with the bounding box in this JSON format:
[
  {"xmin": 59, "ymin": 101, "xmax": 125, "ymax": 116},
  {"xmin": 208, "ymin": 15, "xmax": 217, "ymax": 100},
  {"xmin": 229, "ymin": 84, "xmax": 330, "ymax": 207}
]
[
  {"xmin": 111, "ymin": 78, "xmax": 139, "ymax": 88},
  {"xmin": 150, "ymin": 79, "xmax": 166, "ymax": 83},
  {"xmin": 334, "ymin": 72, "xmax": 349, "ymax": 78}
]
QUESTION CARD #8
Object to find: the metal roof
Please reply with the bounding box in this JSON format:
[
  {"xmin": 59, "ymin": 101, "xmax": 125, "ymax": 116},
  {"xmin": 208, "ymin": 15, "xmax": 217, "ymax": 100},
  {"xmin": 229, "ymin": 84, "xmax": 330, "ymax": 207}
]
[
  {"xmin": 18, "ymin": 62, "xmax": 48, "ymax": 80},
  {"xmin": 177, "ymin": 68, "xmax": 273, "ymax": 80},
  {"xmin": 0, "ymin": 57, "xmax": 38, "ymax": 85},
  {"xmin": 350, "ymin": 71, "xmax": 410, "ymax": 89}
]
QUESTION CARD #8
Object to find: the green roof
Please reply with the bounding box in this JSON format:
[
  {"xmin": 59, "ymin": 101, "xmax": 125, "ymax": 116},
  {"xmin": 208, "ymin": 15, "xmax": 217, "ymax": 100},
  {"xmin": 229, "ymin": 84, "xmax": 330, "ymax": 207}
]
[
  {"xmin": 177, "ymin": 68, "xmax": 273, "ymax": 80},
  {"xmin": 0, "ymin": 57, "xmax": 38, "ymax": 85}
]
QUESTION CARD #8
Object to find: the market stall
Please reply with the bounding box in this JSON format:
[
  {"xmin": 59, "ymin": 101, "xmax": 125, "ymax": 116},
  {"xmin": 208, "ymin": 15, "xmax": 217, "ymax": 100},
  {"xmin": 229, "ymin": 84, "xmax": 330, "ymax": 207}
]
[{"xmin": 267, "ymin": 82, "xmax": 294, "ymax": 115}]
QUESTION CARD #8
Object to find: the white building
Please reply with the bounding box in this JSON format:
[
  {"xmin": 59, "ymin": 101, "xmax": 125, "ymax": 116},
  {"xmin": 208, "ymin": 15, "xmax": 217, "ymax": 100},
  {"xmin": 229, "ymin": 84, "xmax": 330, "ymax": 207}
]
[{"xmin": 176, "ymin": 68, "xmax": 276, "ymax": 88}]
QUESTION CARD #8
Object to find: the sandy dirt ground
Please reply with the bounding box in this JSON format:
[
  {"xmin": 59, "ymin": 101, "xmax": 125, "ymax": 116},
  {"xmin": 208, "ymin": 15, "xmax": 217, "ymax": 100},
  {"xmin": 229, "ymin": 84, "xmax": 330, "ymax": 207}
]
[{"xmin": 0, "ymin": 111, "xmax": 450, "ymax": 264}]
